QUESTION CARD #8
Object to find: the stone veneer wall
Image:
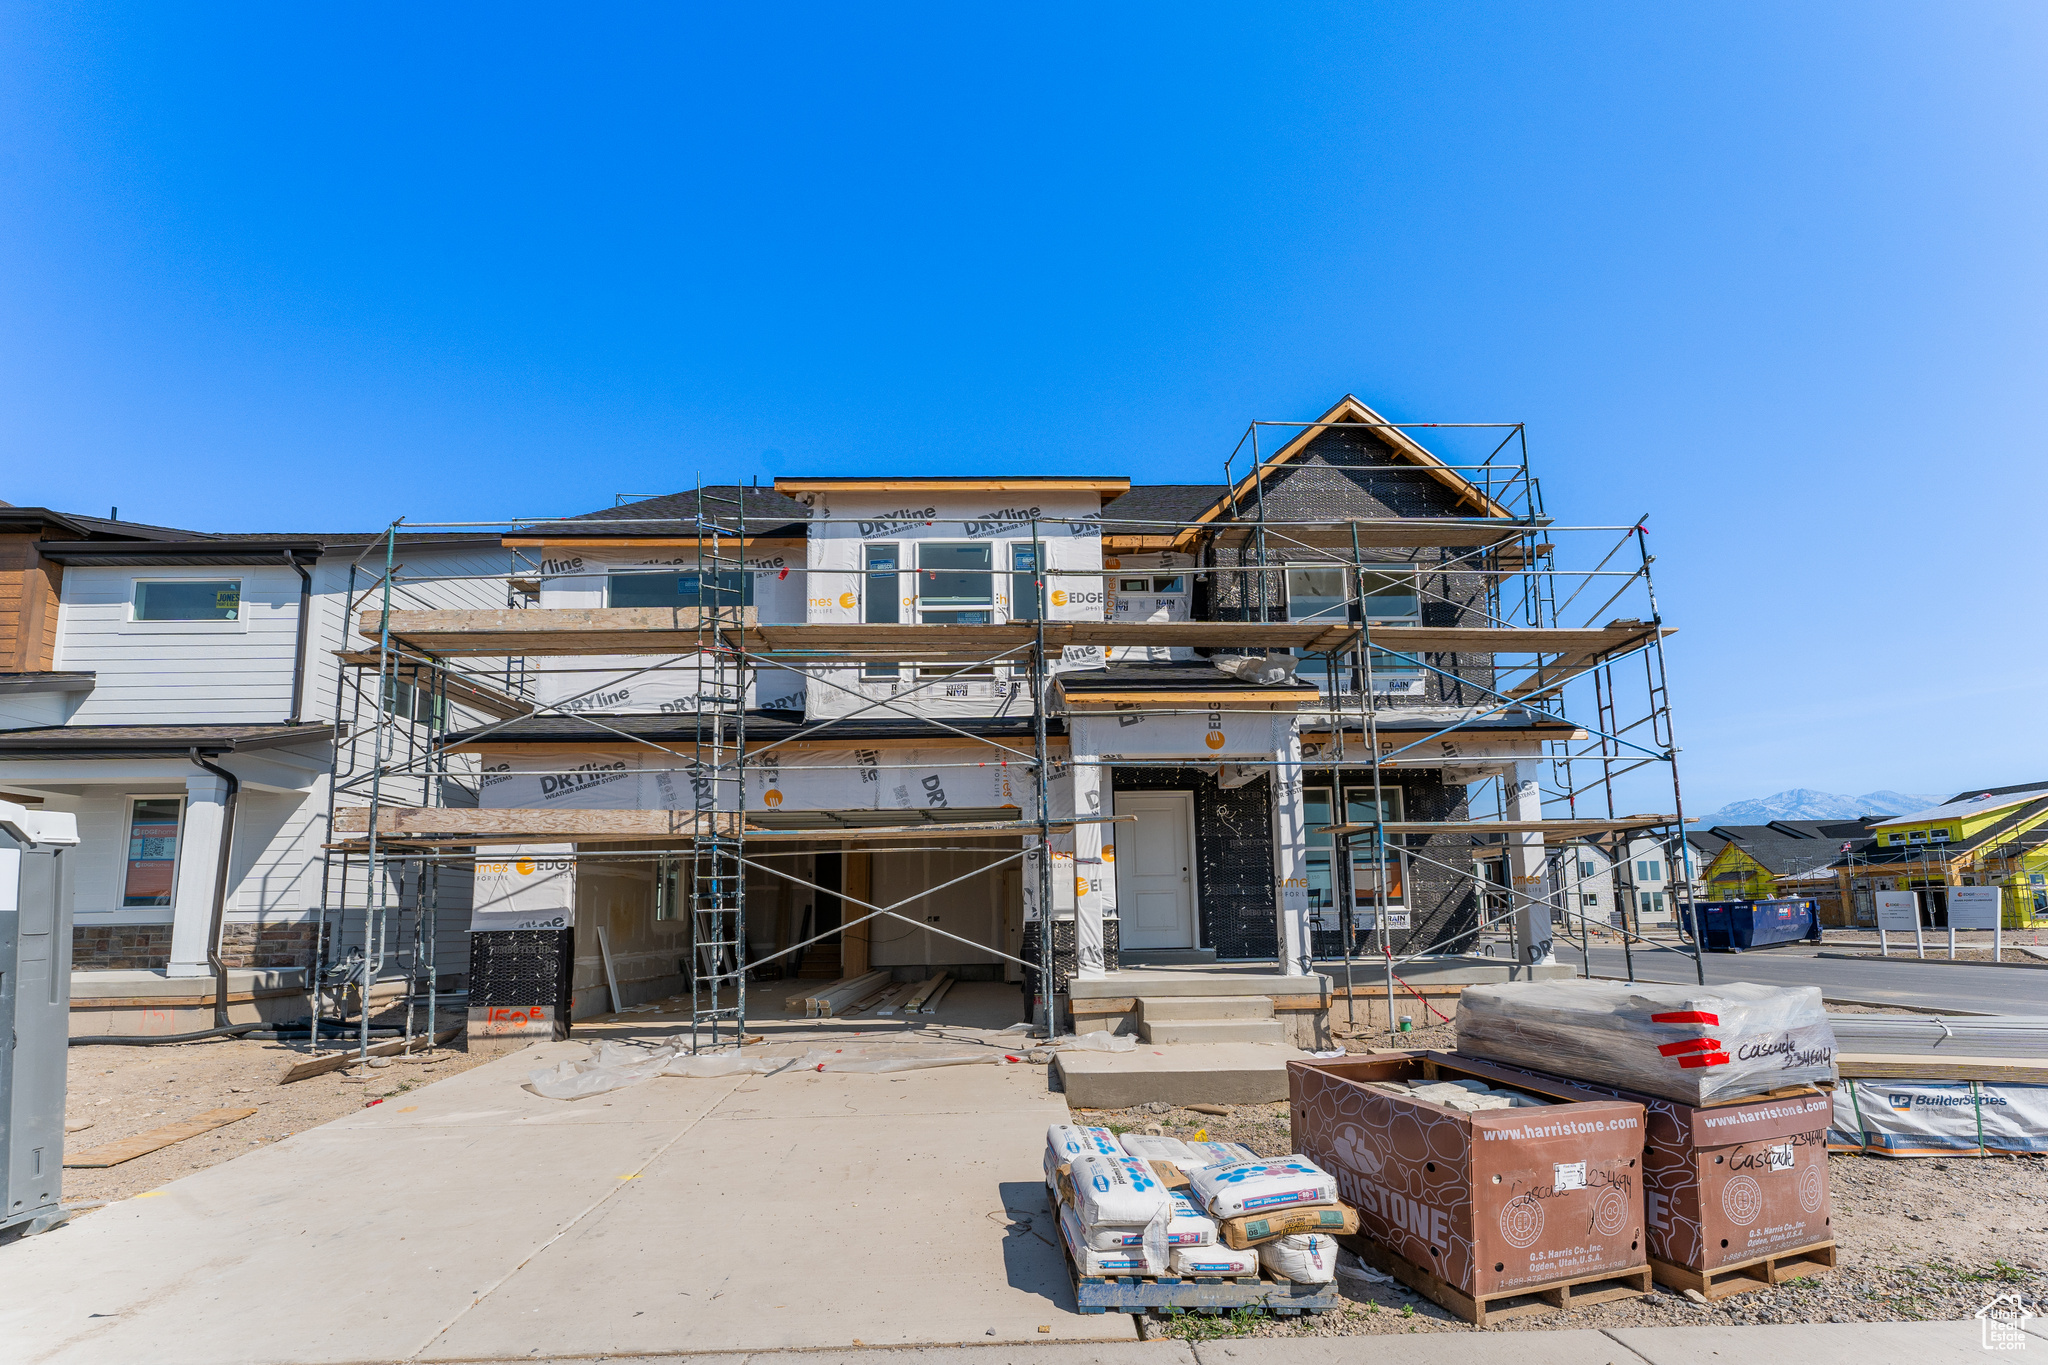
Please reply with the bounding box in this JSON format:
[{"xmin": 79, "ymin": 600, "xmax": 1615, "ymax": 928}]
[{"xmin": 71, "ymin": 925, "xmax": 173, "ymax": 970}]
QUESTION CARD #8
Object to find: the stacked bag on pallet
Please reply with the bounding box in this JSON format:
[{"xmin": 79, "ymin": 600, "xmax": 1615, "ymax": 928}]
[
  {"xmin": 1182, "ymin": 1154, "xmax": 1355, "ymax": 1282},
  {"xmin": 1056, "ymin": 1149, "xmax": 1176, "ymax": 1275},
  {"xmin": 1045, "ymin": 1123, "xmax": 1124, "ymax": 1198},
  {"xmin": 1455, "ymin": 980, "xmax": 1837, "ymax": 1106}
]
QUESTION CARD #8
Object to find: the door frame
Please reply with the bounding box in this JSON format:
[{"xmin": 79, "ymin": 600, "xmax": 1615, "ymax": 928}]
[{"xmin": 1114, "ymin": 789, "xmax": 1199, "ymax": 950}]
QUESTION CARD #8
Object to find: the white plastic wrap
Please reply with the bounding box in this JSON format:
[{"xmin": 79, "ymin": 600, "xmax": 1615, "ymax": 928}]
[
  {"xmin": 1116, "ymin": 1133, "xmax": 1197, "ymax": 1165},
  {"xmin": 1058, "ymin": 1201, "xmax": 1164, "ymax": 1275},
  {"xmin": 1258, "ymin": 1232, "xmax": 1337, "ymax": 1283},
  {"xmin": 1182, "ymin": 1139, "xmax": 1259, "ymax": 1168},
  {"xmin": 1186, "ymin": 1155, "xmax": 1340, "ymax": 1219},
  {"xmin": 1170, "ymin": 1243, "xmax": 1259, "ymax": 1277},
  {"xmin": 1455, "ymin": 980, "xmax": 1837, "ymax": 1106}
]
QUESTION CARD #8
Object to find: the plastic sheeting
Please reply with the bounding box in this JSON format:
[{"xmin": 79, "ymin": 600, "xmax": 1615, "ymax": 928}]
[
  {"xmin": 1456, "ymin": 980, "xmax": 1837, "ymax": 1107},
  {"xmin": 1828, "ymin": 1079, "xmax": 2048, "ymax": 1157}
]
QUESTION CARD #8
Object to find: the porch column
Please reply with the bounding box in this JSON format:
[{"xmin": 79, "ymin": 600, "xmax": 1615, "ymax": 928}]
[
  {"xmin": 1271, "ymin": 726, "xmax": 1312, "ymax": 975},
  {"xmin": 166, "ymin": 771, "xmax": 231, "ymax": 978},
  {"xmin": 1507, "ymin": 759, "xmax": 1555, "ymax": 965},
  {"xmin": 1071, "ymin": 734, "xmax": 1107, "ymax": 979}
]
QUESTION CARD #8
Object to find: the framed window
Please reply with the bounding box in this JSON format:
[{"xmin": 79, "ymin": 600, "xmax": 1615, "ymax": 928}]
[
  {"xmin": 1344, "ymin": 788, "xmax": 1403, "ymax": 907},
  {"xmin": 917, "ymin": 543, "xmax": 993, "ymax": 623},
  {"xmin": 864, "ymin": 544, "xmax": 900, "ymax": 679},
  {"xmin": 1011, "ymin": 544, "xmax": 1042, "ymax": 622},
  {"xmin": 1929, "ymin": 829, "xmax": 1950, "ymax": 843},
  {"xmin": 607, "ymin": 570, "xmax": 752, "ymax": 609},
  {"xmin": 123, "ymin": 798, "xmax": 183, "ymax": 906},
  {"xmin": 1150, "ymin": 575, "xmax": 1186, "ymax": 594},
  {"xmin": 1637, "ymin": 860, "xmax": 1662, "ymax": 881},
  {"xmin": 133, "ymin": 580, "xmax": 240, "ymax": 621},
  {"xmin": 1581, "ymin": 893, "xmax": 1599, "ymax": 906},
  {"xmin": 1908, "ymin": 830, "xmax": 1926, "ymax": 843},
  {"xmin": 381, "ymin": 676, "xmax": 448, "ymax": 728},
  {"xmin": 1578, "ymin": 859, "xmax": 1598, "ymax": 879}
]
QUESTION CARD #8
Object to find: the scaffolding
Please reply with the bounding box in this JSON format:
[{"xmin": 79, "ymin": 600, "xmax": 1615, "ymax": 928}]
[{"xmin": 314, "ymin": 412, "xmax": 1703, "ymax": 1060}]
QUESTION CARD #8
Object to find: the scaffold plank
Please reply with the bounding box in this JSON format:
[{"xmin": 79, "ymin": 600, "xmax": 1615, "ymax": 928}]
[
  {"xmin": 358, "ymin": 605, "xmax": 758, "ymax": 655},
  {"xmin": 332, "ymin": 807, "xmax": 741, "ymax": 839},
  {"xmin": 1318, "ymin": 815, "xmax": 1683, "ymax": 836}
]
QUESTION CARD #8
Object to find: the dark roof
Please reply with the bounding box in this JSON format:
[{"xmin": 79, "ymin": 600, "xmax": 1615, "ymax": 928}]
[
  {"xmin": 448, "ymin": 712, "xmax": 1056, "ymax": 746},
  {"xmin": 1945, "ymin": 779, "xmax": 2048, "ymax": 802},
  {"xmin": 1100, "ymin": 485, "xmax": 1227, "ymax": 531},
  {"xmin": 36, "ymin": 539, "xmax": 324, "ymax": 566},
  {"xmin": 0, "ymin": 672, "xmax": 95, "ymax": 696},
  {"xmin": 1056, "ymin": 663, "xmax": 1316, "ymax": 696},
  {"xmin": 0, "ymin": 723, "xmax": 336, "ymax": 757},
  {"xmin": 1714, "ymin": 833, "xmax": 1842, "ymax": 877},
  {"xmin": 548, "ymin": 486, "xmax": 812, "ymax": 536}
]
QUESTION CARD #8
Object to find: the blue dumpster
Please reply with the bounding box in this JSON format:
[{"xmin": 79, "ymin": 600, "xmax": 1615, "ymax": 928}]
[{"xmin": 1684, "ymin": 898, "xmax": 1821, "ymax": 952}]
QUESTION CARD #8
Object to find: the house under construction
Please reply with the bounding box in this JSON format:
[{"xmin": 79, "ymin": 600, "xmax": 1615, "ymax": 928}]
[{"xmin": 322, "ymin": 394, "xmax": 1700, "ymax": 1055}]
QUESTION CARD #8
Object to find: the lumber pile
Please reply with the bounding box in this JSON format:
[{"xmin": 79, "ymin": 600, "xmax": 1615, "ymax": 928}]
[{"xmin": 786, "ymin": 970, "xmax": 889, "ymax": 1017}]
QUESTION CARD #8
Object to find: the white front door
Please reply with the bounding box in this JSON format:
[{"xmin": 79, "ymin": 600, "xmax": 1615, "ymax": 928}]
[{"xmin": 1116, "ymin": 792, "xmax": 1196, "ymax": 949}]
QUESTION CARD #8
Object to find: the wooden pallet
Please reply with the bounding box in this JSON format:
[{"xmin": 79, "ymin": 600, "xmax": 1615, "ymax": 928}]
[
  {"xmin": 1341, "ymin": 1234, "xmax": 1653, "ymax": 1328},
  {"xmin": 1061, "ymin": 1239, "xmax": 1340, "ymax": 1317},
  {"xmin": 1650, "ymin": 1241, "xmax": 1836, "ymax": 1302}
]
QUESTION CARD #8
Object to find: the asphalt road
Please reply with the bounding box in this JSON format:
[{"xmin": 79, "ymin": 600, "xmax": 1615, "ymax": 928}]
[{"xmin": 1550, "ymin": 940, "xmax": 2048, "ymax": 1015}]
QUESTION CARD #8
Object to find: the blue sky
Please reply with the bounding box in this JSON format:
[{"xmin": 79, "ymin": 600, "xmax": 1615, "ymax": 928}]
[{"xmin": 2, "ymin": 4, "xmax": 2043, "ymax": 812}]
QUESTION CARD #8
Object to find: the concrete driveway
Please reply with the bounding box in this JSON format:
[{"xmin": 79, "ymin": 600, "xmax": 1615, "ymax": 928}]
[{"xmin": 0, "ymin": 1031, "xmax": 1126, "ymax": 1365}]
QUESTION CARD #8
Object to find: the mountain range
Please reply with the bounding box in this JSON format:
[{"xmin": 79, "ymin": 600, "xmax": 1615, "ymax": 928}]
[{"xmin": 1697, "ymin": 788, "xmax": 1947, "ymax": 825}]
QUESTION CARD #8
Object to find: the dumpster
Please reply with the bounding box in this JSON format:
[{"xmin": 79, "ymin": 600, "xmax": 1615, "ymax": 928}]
[
  {"xmin": 1482, "ymin": 1060, "xmax": 1835, "ymax": 1301},
  {"xmin": 1289, "ymin": 1051, "xmax": 1651, "ymax": 1326},
  {"xmin": 1685, "ymin": 898, "xmax": 1821, "ymax": 952}
]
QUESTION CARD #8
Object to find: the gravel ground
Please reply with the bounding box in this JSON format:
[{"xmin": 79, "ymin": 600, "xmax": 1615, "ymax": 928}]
[
  {"xmin": 56, "ymin": 1033, "xmax": 517, "ymax": 1208},
  {"xmin": 1077, "ymin": 1087, "xmax": 2048, "ymax": 1336},
  {"xmin": 1842, "ymin": 947, "xmax": 2048, "ymax": 965}
]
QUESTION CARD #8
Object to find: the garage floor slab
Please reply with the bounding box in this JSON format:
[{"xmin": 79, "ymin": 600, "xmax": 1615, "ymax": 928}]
[{"xmin": 0, "ymin": 1032, "xmax": 1129, "ymax": 1365}]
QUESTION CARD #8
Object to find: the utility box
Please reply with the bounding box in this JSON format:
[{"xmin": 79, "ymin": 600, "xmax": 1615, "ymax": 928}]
[
  {"xmin": 1, "ymin": 800, "xmax": 80, "ymax": 1239},
  {"xmin": 1290, "ymin": 1051, "xmax": 1651, "ymax": 1326},
  {"xmin": 1685, "ymin": 899, "xmax": 1821, "ymax": 951},
  {"xmin": 1485, "ymin": 1059, "xmax": 1835, "ymax": 1299}
]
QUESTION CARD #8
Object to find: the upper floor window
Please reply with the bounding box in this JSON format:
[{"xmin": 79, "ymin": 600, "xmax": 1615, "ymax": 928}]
[
  {"xmin": 1636, "ymin": 859, "xmax": 1663, "ymax": 881},
  {"xmin": 918, "ymin": 543, "xmax": 992, "ymax": 624},
  {"xmin": 133, "ymin": 580, "xmax": 240, "ymax": 621},
  {"xmin": 607, "ymin": 570, "xmax": 752, "ymax": 609},
  {"xmin": 1929, "ymin": 828, "xmax": 1951, "ymax": 843},
  {"xmin": 1118, "ymin": 574, "xmax": 1186, "ymax": 595},
  {"xmin": 382, "ymin": 676, "xmax": 448, "ymax": 728},
  {"xmin": 123, "ymin": 798, "xmax": 182, "ymax": 906},
  {"xmin": 1578, "ymin": 859, "xmax": 1598, "ymax": 879},
  {"xmin": 864, "ymin": 544, "xmax": 900, "ymax": 679},
  {"xmin": 1012, "ymin": 545, "xmax": 1042, "ymax": 622}
]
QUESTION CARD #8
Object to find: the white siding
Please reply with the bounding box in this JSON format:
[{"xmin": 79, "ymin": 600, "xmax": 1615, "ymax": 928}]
[{"xmin": 57, "ymin": 564, "xmax": 304, "ymax": 724}]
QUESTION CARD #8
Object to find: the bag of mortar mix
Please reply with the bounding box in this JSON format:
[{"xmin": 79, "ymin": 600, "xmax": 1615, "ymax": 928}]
[
  {"xmin": 1186, "ymin": 1155, "xmax": 1339, "ymax": 1219},
  {"xmin": 1258, "ymin": 1232, "xmax": 1336, "ymax": 1283},
  {"xmin": 1169, "ymin": 1243, "xmax": 1259, "ymax": 1277},
  {"xmin": 1045, "ymin": 1124, "xmax": 1125, "ymax": 1195},
  {"xmin": 1181, "ymin": 1139, "xmax": 1259, "ymax": 1168},
  {"xmin": 1117, "ymin": 1133, "xmax": 1198, "ymax": 1165},
  {"xmin": 1065, "ymin": 1150, "xmax": 1170, "ymax": 1226},
  {"xmin": 1058, "ymin": 1201, "xmax": 1164, "ymax": 1276},
  {"xmin": 1083, "ymin": 1186, "xmax": 1216, "ymax": 1249},
  {"xmin": 1456, "ymin": 980, "xmax": 1837, "ymax": 1106},
  {"xmin": 1218, "ymin": 1201, "xmax": 1359, "ymax": 1249}
]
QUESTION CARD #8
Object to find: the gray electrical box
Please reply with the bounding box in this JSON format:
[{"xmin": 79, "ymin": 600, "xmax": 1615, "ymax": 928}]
[{"xmin": 1, "ymin": 800, "xmax": 79, "ymax": 1239}]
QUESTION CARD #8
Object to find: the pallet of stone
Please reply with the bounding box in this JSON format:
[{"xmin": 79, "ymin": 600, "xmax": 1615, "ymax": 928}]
[
  {"xmin": 1475, "ymin": 1055, "xmax": 1835, "ymax": 1295},
  {"xmin": 1648, "ymin": 1240, "xmax": 1837, "ymax": 1303},
  {"xmin": 1058, "ymin": 1237, "xmax": 1341, "ymax": 1318},
  {"xmin": 1343, "ymin": 1229, "xmax": 1654, "ymax": 1328}
]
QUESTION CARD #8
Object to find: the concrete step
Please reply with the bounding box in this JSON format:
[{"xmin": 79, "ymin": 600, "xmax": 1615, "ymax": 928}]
[
  {"xmin": 1137, "ymin": 994, "xmax": 1273, "ymax": 1022},
  {"xmin": 1137, "ymin": 1017, "xmax": 1288, "ymax": 1045},
  {"xmin": 1056, "ymin": 1041, "xmax": 1305, "ymax": 1106},
  {"xmin": 1117, "ymin": 947, "xmax": 1219, "ymax": 966}
]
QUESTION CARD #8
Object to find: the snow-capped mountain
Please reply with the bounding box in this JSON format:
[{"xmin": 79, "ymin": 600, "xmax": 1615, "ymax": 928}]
[{"xmin": 1698, "ymin": 789, "xmax": 1946, "ymax": 824}]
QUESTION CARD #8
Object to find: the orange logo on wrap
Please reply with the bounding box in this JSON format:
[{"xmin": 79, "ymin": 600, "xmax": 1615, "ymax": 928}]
[
  {"xmin": 1204, "ymin": 730, "xmax": 1226, "ymax": 750},
  {"xmin": 838, "ymin": 591, "xmax": 857, "ymax": 609},
  {"xmin": 515, "ymin": 859, "xmax": 535, "ymax": 875},
  {"xmin": 1102, "ymin": 845, "xmax": 1115, "ymax": 863},
  {"xmin": 1075, "ymin": 876, "xmax": 1089, "ymax": 898},
  {"xmin": 1050, "ymin": 590, "xmax": 1067, "ymax": 606},
  {"xmin": 764, "ymin": 790, "xmax": 783, "ymax": 807}
]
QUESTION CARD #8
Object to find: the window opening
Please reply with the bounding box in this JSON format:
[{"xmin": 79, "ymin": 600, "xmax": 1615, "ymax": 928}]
[{"xmin": 133, "ymin": 580, "xmax": 240, "ymax": 621}]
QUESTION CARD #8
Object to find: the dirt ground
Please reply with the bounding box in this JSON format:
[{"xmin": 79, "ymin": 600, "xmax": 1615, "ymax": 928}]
[
  {"xmin": 1842, "ymin": 947, "xmax": 2048, "ymax": 965},
  {"xmin": 57, "ymin": 1033, "xmax": 520, "ymax": 1207}
]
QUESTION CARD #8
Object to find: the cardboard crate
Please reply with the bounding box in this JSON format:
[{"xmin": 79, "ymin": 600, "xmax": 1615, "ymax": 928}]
[
  {"xmin": 1484, "ymin": 1058, "xmax": 1834, "ymax": 1293},
  {"xmin": 1288, "ymin": 1051, "xmax": 1650, "ymax": 1320}
]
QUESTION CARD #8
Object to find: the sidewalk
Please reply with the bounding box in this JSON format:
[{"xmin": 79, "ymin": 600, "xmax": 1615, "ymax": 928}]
[{"xmin": 460, "ymin": 1320, "xmax": 2044, "ymax": 1364}]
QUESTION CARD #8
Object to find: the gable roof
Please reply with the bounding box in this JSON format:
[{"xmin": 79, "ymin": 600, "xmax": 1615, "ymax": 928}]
[{"xmin": 1172, "ymin": 395, "xmax": 1518, "ymax": 543}]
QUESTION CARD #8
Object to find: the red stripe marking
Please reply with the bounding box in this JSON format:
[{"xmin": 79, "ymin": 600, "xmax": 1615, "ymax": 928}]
[
  {"xmin": 1657, "ymin": 1038, "xmax": 1722, "ymax": 1056},
  {"xmin": 1651, "ymin": 1010, "xmax": 1720, "ymax": 1025},
  {"xmin": 1677, "ymin": 1053, "xmax": 1731, "ymax": 1069}
]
